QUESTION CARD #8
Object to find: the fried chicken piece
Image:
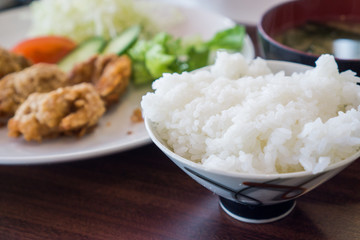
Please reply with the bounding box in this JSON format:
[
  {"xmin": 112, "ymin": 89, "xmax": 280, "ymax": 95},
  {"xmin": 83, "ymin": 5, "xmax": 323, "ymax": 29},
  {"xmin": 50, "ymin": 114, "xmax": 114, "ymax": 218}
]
[
  {"xmin": 0, "ymin": 47, "xmax": 32, "ymax": 79},
  {"xmin": 68, "ymin": 54, "xmax": 131, "ymax": 106},
  {"xmin": 0, "ymin": 63, "xmax": 68, "ymax": 118},
  {"xmin": 8, "ymin": 83, "xmax": 105, "ymax": 142}
]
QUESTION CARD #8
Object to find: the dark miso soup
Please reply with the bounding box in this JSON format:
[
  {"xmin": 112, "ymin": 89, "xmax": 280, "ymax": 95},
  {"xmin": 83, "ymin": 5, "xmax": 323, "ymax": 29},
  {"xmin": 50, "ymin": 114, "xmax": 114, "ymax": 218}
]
[{"xmin": 275, "ymin": 20, "xmax": 360, "ymax": 56}]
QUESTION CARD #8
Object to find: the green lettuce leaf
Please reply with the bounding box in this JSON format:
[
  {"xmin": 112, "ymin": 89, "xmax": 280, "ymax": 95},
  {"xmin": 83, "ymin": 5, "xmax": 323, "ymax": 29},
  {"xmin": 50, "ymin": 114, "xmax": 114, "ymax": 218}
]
[
  {"xmin": 127, "ymin": 25, "xmax": 246, "ymax": 85},
  {"xmin": 207, "ymin": 25, "xmax": 245, "ymax": 51}
]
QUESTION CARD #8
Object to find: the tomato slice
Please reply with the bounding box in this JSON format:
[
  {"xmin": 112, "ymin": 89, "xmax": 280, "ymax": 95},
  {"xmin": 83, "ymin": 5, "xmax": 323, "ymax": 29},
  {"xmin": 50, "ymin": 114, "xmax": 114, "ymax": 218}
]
[{"xmin": 11, "ymin": 36, "xmax": 77, "ymax": 64}]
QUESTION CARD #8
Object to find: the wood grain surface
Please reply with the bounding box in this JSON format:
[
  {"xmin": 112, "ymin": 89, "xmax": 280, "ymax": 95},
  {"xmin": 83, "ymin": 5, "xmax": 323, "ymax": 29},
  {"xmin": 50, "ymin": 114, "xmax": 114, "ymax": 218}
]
[
  {"xmin": 0, "ymin": 24, "xmax": 359, "ymax": 240},
  {"xmin": 1, "ymin": 142, "xmax": 359, "ymax": 240}
]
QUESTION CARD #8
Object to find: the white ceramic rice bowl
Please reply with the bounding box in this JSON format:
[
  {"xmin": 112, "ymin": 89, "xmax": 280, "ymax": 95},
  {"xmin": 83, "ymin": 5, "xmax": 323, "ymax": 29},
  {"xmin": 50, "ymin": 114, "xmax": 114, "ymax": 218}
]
[{"xmin": 144, "ymin": 60, "xmax": 360, "ymax": 223}]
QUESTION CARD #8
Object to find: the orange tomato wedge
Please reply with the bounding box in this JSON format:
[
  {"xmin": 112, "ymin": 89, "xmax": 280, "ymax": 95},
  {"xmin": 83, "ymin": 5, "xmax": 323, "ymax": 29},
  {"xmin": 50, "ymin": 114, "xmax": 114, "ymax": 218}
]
[{"xmin": 11, "ymin": 36, "xmax": 77, "ymax": 64}]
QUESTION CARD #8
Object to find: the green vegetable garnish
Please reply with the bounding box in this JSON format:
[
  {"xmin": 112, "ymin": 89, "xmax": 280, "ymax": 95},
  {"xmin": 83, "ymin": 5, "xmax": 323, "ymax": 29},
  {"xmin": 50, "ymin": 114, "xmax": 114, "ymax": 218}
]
[
  {"xmin": 207, "ymin": 25, "xmax": 245, "ymax": 50},
  {"xmin": 128, "ymin": 24, "xmax": 246, "ymax": 85},
  {"xmin": 145, "ymin": 44, "xmax": 176, "ymax": 79},
  {"xmin": 132, "ymin": 61, "xmax": 153, "ymax": 86}
]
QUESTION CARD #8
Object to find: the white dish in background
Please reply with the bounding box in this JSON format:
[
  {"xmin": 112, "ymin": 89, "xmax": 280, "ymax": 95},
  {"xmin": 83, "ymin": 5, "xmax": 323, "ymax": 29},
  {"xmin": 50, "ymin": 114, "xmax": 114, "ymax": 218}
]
[
  {"xmin": 0, "ymin": 3, "xmax": 255, "ymax": 165},
  {"xmin": 155, "ymin": 0, "xmax": 291, "ymax": 25}
]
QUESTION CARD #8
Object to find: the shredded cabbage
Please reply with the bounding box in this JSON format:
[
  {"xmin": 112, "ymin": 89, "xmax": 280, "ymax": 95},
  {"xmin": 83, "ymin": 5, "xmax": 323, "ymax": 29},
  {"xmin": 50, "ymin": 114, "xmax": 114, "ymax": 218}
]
[{"xmin": 28, "ymin": 0, "xmax": 159, "ymax": 43}]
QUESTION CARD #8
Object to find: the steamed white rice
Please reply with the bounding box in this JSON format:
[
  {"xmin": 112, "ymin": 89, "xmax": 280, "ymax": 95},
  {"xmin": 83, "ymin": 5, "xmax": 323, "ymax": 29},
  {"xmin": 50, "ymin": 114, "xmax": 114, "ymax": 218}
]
[{"xmin": 141, "ymin": 52, "xmax": 360, "ymax": 174}]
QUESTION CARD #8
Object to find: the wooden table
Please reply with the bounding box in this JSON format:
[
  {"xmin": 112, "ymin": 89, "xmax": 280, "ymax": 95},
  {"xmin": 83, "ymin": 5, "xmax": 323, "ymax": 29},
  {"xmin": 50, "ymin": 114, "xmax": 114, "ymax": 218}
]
[{"xmin": 1, "ymin": 17, "xmax": 360, "ymax": 240}]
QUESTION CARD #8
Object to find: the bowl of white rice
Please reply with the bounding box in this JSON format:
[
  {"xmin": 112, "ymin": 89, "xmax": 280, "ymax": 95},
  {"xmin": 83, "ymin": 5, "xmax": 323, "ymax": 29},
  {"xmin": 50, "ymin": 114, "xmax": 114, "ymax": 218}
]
[{"xmin": 141, "ymin": 52, "xmax": 360, "ymax": 223}]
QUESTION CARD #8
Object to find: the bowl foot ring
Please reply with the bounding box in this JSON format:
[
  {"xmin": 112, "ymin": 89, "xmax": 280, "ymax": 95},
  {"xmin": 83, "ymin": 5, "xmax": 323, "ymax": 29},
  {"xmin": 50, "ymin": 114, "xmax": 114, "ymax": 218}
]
[{"xmin": 219, "ymin": 197, "xmax": 296, "ymax": 224}]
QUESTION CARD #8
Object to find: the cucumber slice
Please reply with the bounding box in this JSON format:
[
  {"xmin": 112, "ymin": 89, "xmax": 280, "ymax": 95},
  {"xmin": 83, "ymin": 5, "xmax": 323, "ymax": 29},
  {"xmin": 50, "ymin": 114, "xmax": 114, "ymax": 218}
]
[
  {"xmin": 102, "ymin": 25, "xmax": 141, "ymax": 55},
  {"xmin": 58, "ymin": 37, "xmax": 106, "ymax": 72}
]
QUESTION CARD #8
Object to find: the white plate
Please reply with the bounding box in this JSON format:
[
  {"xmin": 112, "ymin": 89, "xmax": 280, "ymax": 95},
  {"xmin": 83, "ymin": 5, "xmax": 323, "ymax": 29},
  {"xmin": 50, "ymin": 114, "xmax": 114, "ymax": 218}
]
[{"xmin": 0, "ymin": 3, "xmax": 255, "ymax": 165}]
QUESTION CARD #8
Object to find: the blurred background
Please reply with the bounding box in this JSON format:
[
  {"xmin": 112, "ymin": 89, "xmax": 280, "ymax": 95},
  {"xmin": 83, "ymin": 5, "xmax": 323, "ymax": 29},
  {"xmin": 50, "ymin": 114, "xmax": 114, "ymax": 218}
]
[
  {"xmin": 158, "ymin": 0, "xmax": 291, "ymax": 24},
  {"xmin": 0, "ymin": 0, "xmax": 32, "ymax": 9},
  {"xmin": 1, "ymin": 0, "xmax": 291, "ymax": 25}
]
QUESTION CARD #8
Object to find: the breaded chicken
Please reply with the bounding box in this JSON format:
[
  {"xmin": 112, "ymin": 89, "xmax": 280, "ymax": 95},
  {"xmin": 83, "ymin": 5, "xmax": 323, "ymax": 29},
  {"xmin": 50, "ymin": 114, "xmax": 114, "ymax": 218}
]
[
  {"xmin": 68, "ymin": 54, "xmax": 131, "ymax": 106},
  {"xmin": 0, "ymin": 47, "xmax": 32, "ymax": 79},
  {"xmin": 0, "ymin": 63, "xmax": 68, "ymax": 118},
  {"xmin": 8, "ymin": 83, "xmax": 105, "ymax": 142}
]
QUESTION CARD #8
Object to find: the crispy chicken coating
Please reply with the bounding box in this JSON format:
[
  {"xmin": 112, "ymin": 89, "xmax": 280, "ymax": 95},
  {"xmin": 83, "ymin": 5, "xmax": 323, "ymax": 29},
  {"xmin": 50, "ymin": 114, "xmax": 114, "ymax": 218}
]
[
  {"xmin": 8, "ymin": 83, "xmax": 105, "ymax": 142},
  {"xmin": 0, "ymin": 47, "xmax": 32, "ymax": 79},
  {"xmin": 68, "ymin": 54, "xmax": 131, "ymax": 106},
  {"xmin": 0, "ymin": 63, "xmax": 68, "ymax": 118}
]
